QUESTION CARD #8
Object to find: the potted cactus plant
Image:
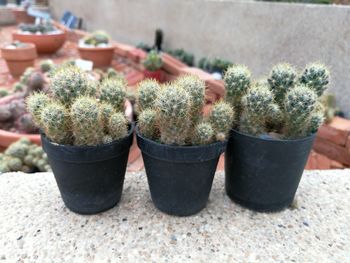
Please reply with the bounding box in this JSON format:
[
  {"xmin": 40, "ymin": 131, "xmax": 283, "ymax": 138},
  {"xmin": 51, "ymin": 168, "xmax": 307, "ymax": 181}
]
[
  {"xmin": 143, "ymin": 50, "xmax": 163, "ymax": 81},
  {"xmin": 136, "ymin": 76, "xmax": 234, "ymax": 216},
  {"xmin": 26, "ymin": 65, "xmax": 133, "ymax": 214},
  {"xmin": 78, "ymin": 31, "xmax": 115, "ymax": 68},
  {"xmin": 1, "ymin": 41, "xmax": 37, "ymax": 77},
  {"xmin": 13, "ymin": 21, "xmax": 66, "ymax": 54},
  {"xmin": 224, "ymin": 63, "xmax": 330, "ymax": 212}
]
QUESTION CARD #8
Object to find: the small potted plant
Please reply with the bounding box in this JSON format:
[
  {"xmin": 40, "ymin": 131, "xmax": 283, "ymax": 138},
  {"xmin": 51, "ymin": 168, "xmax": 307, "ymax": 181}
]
[
  {"xmin": 224, "ymin": 63, "xmax": 330, "ymax": 212},
  {"xmin": 1, "ymin": 41, "xmax": 37, "ymax": 77},
  {"xmin": 13, "ymin": 21, "xmax": 66, "ymax": 54},
  {"xmin": 143, "ymin": 50, "xmax": 163, "ymax": 81},
  {"xmin": 26, "ymin": 65, "xmax": 134, "ymax": 214},
  {"xmin": 78, "ymin": 31, "xmax": 115, "ymax": 68},
  {"xmin": 136, "ymin": 76, "xmax": 234, "ymax": 216}
]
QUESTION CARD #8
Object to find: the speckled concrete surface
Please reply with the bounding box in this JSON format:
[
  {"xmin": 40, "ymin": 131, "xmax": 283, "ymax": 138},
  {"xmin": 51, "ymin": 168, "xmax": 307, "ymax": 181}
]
[{"xmin": 0, "ymin": 170, "xmax": 349, "ymax": 263}]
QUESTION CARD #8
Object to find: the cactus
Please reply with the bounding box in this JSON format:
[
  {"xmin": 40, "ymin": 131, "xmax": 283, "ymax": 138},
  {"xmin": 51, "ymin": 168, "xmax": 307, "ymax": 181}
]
[
  {"xmin": 302, "ymin": 106, "xmax": 325, "ymax": 136},
  {"xmin": 138, "ymin": 109, "xmax": 157, "ymax": 139},
  {"xmin": 99, "ymin": 102, "xmax": 116, "ymax": 130},
  {"xmin": 0, "ymin": 88, "xmax": 9, "ymax": 98},
  {"xmin": 108, "ymin": 112, "xmax": 128, "ymax": 140},
  {"xmin": 224, "ymin": 65, "xmax": 251, "ymax": 120},
  {"xmin": 41, "ymin": 102, "xmax": 71, "ymax": 144},
  {"xmin": 175, "ymin": 74, "xmax": 205, "ymax": 117},
  {"xmin": 50, "ymin": 65, "xmax": 93, "ymax": 104},
  {"xmin": 321, "ymin": 93, "xmax": 339, "ymax": 123},
  {"xmin": 71, "ymin": 97, "xmax": 104, "ymax": 146},
  {"xmin": 137, "ymin": 79, "xmax": 160, "ymax": 111},
  {"xmin": 26, "ymin": 92, "xmax": 51, "ymax": 125},
  {"xmin": 209, "ymin": 101, "xmax": 235, "ymax": 140},
  {"xmin": 12, "ymin": 82, "xmax": 25, "ymax": 92},
  {"xmin": 283, "ymin": 85, "xmax": 318, "ymax": 138},
  {"xmin": 1, "ymin": 139, "xmax": 50, "ymax": 173},
  {"xmin": 84, "ymin": 31, "xmax": 110, "ymax": 46},
  {"xmin": 300, "ymin": 63, "xmax": 330, "ymax": 97},
  {"xmin": 194, "ymin": 122, "xmax": 214, "ymax": 145},
  {"xmin": 155, "ymin": 84, "xmax": 192, "ymax": 145},
  {"xmin": 268, "ymin": 63, "xmax": 297, "ymax": 104},
  {"xmin": 143, "ymin": 50, "xmax": 163, "ymax": 71},
  {"xmin": 99, "ymin": 77, "xmax": 126, "ymax": 112},
  {"xmin": 40, "ymin": 59, "xmax": 55, "ymax": 73}
]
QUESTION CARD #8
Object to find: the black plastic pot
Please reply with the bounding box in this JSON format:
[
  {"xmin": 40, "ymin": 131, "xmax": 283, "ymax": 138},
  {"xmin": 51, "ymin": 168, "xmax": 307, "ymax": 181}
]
[
  {"xmin": 41, "ymin": 125, "xmax": 134, "ymax": 215},
  {"xmin": 225, "ymin": 129, "xmax": 316, "ymax": 212},
  {"xmin": 136, "ymin": 131, "xmax": 226, "ymax": 216}
]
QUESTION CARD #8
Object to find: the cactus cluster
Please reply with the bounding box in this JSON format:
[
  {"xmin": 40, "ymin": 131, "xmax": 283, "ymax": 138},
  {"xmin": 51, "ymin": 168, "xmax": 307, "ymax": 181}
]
[
  {"xmin": 26, "ymin": 65, "xmax": 129, "ymax": 146},
  {"xmin": 0, "ymin": 138, "xmax": 50, "ymax": 174},
  {"xmin": 143, "ymin": 50, "xmax": 163, "ymax": 72},
  {"xmin": 83, "ymin": 31, "xmax": 110, "ymax": 46},
  {"xmin": 137, "ymin": 75, "xmax": 234, "ymax": 145},
  {"xmin": 19, "ymin": 22, "xmax": 57, "ymax": 34},
  {"xmin": 224, "ymin": 63, "xmax": 330, "ymax": 139}
]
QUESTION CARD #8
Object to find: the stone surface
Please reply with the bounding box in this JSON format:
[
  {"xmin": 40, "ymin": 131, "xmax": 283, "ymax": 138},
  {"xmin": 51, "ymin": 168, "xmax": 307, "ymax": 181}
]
[
  {"xmin": 49, "ymin": 0, "xmax": 350, "ymax": 117},
  {"xmin": 0, "ymin": 170, "xmax": 350, "ymax": 262}
]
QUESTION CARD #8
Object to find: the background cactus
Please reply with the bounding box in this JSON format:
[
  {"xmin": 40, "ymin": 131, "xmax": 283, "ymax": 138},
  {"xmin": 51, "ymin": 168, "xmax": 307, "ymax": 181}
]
[
  {"xmin": 137, "ymin": 78, "xmax": 234, "ymax": 146},
  {"xmin": 224, "ymin": 63, "xmax": 330, "ymax": 139},
  {"xmin": 0, "ymin": 138, "xmax": 51, "ymax": 174},
  {"xmin": 143, "ymin": 50, "xmax": 163, "ymax": 71},
  {"xmin": 83, "ymin": 31, "xmax": 110, "ymax": 46},
  {"xmin": 40, "ymin": 59, "xmax": 55, "ymax": 73}
]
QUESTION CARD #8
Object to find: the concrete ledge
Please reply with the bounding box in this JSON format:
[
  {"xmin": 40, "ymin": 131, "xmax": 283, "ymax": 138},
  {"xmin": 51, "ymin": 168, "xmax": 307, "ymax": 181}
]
[{"xmin": 0, "ymin": 170, "xmax": 349, "ymax": 262}]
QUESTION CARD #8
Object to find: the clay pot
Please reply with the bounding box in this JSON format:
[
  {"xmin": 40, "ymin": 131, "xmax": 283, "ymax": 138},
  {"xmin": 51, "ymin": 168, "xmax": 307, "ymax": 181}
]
[
  {"xmin": 11, "ymin": 8, "xmax": 36, "ymax": 24},
  {"xmin": 143, "ymin": 69, "xmax": 162, "ymax": 82},
  {"xmin": 0, "ymin": 130, "xmax": 41, "ymax": 148},
  {"xmin": 1, "ymin": 43, "xmax": 37, "ymax": 77},
  {"xmin": 78, "ymin": 46, "xmax": 115, "ymax": 68},
  {"xmin": 13, "ymin": 31, "xmax": 66, "ymax": 54}
]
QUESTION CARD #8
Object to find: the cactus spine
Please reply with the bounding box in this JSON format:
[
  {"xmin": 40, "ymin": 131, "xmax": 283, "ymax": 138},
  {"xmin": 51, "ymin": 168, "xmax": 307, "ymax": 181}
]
[
  {"xmin": 108, "ymin": 112, "xmax": 128, "ymax": 141},
  {"xmin": 300, "ymin": 63, "xmax": 330, "ymax": 97},
  {"xmin": 138, "ymin": 109, "xmax": 157, "ymax": 139},
  {"xmin": 194, "ymin": 122, "xmax": 214, "ymax": 145},
  {"xmin": 209, "ymin": 101, "xmax": 234, "ymax": 141}
]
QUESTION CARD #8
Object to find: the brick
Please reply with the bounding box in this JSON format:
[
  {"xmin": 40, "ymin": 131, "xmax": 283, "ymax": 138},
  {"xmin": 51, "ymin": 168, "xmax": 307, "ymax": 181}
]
[
  {"xmin": 317, "ymin": 124, "xmax": 349, "ymax": 146},
  {"xmin": 113, "ymin": 42, "xmax": 135, "ymax": 57},
  {"xmin": 330, "ymin": 160, "xmax": 345, "ymax": 169},
  {"xmin": 216, "ymin": 154, "xmax": 225, "ymax": 171},
  {"xmin": 313, "ymin": 137, "xmax": 350, "ymax": 166},
  {"xmin": 161, "ymin": 53, "xmax": 186, "ymax": 75},
  {"xmin": 206, "ymin": 79, "xmax": 225, "ymax": 98},
  {"xmin": 126, "ymin": 48, "xmax": 147, "ymax": 63},
  {"xmin": 305, "ymin": 151, "xmax": 317, "ymax": 170},
  {"xmin": 179, "ymin": 67, "xmax": 214, "ymax": 82},
  {"xmin": 315, "ymin": 152, "xmax": 331, "ymax": 170}
]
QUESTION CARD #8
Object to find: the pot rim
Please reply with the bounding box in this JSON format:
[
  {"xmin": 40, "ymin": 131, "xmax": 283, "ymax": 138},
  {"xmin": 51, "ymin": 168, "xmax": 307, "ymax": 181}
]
[
  {"xmin": 136, "ymin": 126, "xmax": 226, "ymax": 163},
  {"xmin": 77, "ymin": 45, "xmax": 115, "ymax": 51},
  {"xmin": 1, "ymin": 42, "xmax": 36, "ymax": 50},
  {"xmin": 12, "ymin": 30, "xmax": 66, "ymax": 37},
  {"xmin": 230, "ymin": 128, "xmax": 316, "ymax": 143}
]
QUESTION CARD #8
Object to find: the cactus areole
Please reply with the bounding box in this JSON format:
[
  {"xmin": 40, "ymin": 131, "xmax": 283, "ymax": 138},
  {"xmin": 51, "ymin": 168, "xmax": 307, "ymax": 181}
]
[{"xmin": 223, "ymin": 63, "xmax": 330, "ymax": 212}]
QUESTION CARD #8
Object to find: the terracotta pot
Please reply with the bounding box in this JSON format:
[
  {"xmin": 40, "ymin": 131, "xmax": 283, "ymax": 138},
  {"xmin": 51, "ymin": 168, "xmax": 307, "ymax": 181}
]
[
  {"xmin": 11, "ymin": 8, "xmax": 36, "ymax": 24},
  {"xmin": 0, "ymin": 130, "xmax": 41, "ymax": 148},
  {"xmin": 78, "ymin": 46, "xmax": 115, "ymax": 68},
  {"xmin": 143, "ymin": 69, "xmax": 162, "ymax": 82},
  {"xmin": 1, "ymin": 43, "xmax": 37, "ymax": 77},
  {"xmin": 12, "ymin": 31, "xmax": 66, "ymax": 54}
]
